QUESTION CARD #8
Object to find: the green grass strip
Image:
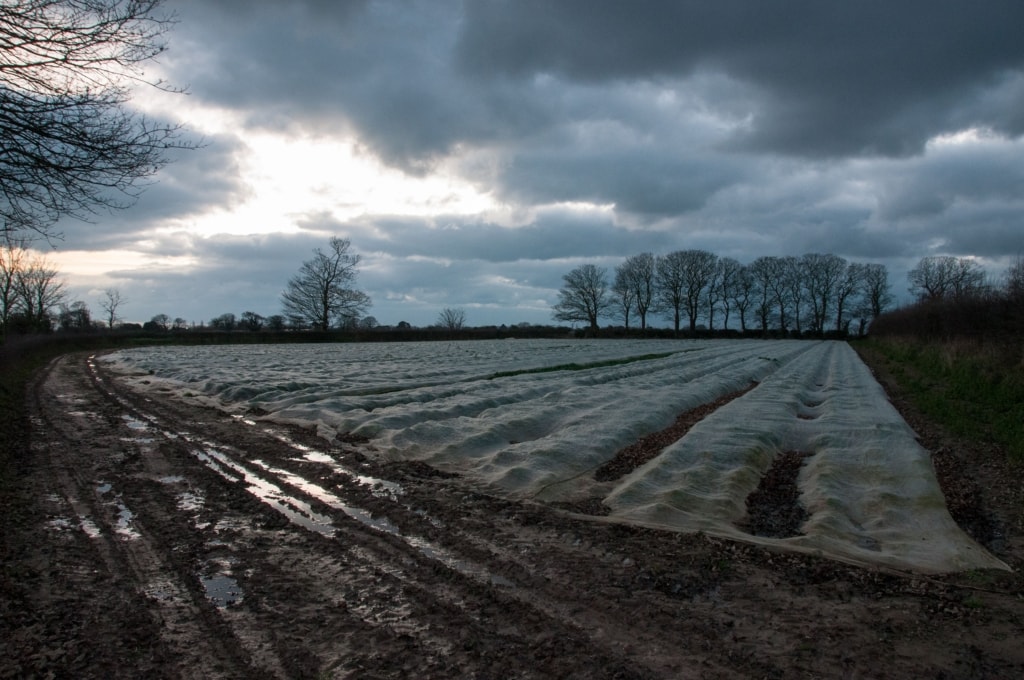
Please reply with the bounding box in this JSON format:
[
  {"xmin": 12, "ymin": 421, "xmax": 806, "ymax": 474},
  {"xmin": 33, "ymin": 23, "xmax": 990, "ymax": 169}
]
[{"xmin": 861, "ymin": 338, "xmax": 1024, "ymax": 461}]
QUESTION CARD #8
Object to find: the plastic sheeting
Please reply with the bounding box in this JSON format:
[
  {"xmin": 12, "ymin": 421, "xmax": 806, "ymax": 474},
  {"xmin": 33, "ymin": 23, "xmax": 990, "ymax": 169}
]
[
  {"xmin": 103, "ymin": 339, "xmax": 1008, "ymax": 573},
  {"xmin": 604, "ymin": 342, "xmax": 1008, "ymax": 573}
]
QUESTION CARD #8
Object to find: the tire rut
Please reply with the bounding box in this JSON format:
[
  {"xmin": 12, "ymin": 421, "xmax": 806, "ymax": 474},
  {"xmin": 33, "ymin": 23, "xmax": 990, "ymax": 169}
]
[{"xmin": 79, "ymin": 353, "xmax": 657, "ymax": 678}]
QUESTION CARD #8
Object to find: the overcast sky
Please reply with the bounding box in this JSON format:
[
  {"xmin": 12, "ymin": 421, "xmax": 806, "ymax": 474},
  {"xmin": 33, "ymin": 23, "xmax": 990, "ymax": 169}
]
[{"xmin": 50, "ymin": 0, "xmax": 1024, "ymax": 328}]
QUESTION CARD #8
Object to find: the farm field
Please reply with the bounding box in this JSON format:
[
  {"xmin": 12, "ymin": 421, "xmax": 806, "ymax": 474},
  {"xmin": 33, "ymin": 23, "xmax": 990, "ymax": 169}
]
[
  {"xmin": 2, "ymin": 339, "xmax": 1022, "ymax": 678},
  {"xmin": 105, "ymin": 338, "xmax": 1003, "ymax": 573}
]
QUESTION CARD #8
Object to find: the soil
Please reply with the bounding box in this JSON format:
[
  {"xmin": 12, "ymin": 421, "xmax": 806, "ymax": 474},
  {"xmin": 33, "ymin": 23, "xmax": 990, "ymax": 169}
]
[{"xmin": 2, "ymin": 349, "xmax": 1023, "ymax": 679}]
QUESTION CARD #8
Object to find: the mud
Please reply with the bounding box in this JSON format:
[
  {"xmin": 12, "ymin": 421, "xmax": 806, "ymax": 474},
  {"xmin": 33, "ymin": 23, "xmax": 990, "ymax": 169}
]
[
  {"xmin": 2, "ymin": 351, "xmax": 1023, "ymax": 678},
  {"xmin": 738, "ymin": 450, "xmax": 813, "ymax": 539}
]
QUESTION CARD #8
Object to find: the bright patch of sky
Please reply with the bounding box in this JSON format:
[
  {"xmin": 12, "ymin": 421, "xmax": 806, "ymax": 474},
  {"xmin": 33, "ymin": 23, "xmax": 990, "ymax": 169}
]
[{"xmin": 37, "ymin": 0, "xmax": 1024, "ymax": 328}]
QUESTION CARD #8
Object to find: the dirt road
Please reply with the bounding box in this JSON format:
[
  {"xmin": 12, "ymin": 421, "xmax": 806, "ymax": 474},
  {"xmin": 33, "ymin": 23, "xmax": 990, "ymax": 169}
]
[{"xmin": 2, "ymin": 351, "xmax": 1023, "ymax": 678}]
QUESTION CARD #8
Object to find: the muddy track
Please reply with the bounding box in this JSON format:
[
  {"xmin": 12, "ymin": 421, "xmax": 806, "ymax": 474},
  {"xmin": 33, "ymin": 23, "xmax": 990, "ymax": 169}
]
[{"xmin": 4, "ymin": 351, "xmax": 1024, "ymax": 678}]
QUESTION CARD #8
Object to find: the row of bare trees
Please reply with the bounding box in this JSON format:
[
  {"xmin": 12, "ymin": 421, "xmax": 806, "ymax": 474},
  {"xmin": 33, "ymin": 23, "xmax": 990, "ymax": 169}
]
[
  {"xmin": 1, "ymin": 237, "xmax": 134, "ymax": 340},
  {"xmin": 1, "ymin": 238, "xmax": 66, "ymax": 339},
  {"xmin": 907, "ymin": 255, "xmax": 991, "ymax": 302},
  {"xmin": 554, "ymin": 251, "xmax": 894, "ymax": 335},
  {"xmin": 873, "ymin": 255, "xmax": 1024, "ymax": 340}
]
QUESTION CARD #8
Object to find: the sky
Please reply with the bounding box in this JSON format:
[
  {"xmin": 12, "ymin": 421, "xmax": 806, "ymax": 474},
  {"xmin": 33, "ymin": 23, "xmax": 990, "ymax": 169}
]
[{"xmin": 46, "ymin": 0, "xmax": 1024, "ymax": 328}]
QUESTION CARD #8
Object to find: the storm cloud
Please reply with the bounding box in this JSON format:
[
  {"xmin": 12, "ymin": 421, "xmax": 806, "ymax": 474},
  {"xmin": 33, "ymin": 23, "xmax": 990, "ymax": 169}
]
[{"xmin": 48, "ymin": 0, "xmax": 1024, "ymax": 327}]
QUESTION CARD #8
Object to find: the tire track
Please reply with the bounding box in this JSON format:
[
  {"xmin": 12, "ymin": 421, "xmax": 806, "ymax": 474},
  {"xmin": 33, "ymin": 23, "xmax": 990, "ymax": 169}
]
[{"xmin": 29, "ymin": 355, "xmax": 274, "ymax": 679}]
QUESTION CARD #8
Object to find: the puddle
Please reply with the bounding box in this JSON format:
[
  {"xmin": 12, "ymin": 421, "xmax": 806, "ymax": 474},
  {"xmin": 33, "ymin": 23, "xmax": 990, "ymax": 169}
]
[
  {"xmin": 250, "ymin": 459, "xmax": 393, "ymax": 534},
  {"xmin": 190, "ymin": 447, "xmax": 336, "ymax": 537},
  {"xmin": 122, "ymin": 414, "xmax": 150, "ymax": 431},
  {"xmin": 199, "ymin": 563, "xmax": 243, "ymax": 609},
  {"xmin": 112, "ymin": 497, "xmax": 140, "ymax": 539},
  {"xmin": 94, "ymin": 481, "xmax": 140, "ymax": 539},
  {"xmin": 249, "ymin": 459, "xmax": 514, "ymax": 588},
  {"xmin": 264, "ymin": 429, "xmax": 405, "ymax": 500},
  {"xmin": 177, "ymin": 490, "xmax": 205, "ymax": 513},
  {"xmin": 47, "ymin": 517, "xmax": 74, "ymax": 531},
  {"xmin": 94, "ymin": 399, "xmax": 509, "ymax": 587},
  {"xmin": 79, "ymin": 516, "xmax": 102, "ymax": 538},
  {"xmin": 159, "ymin": 475, "xmax": 186, "ymax": 484},
  {"xmin": 213, "ymin": 517, "xmax": 249, "ymax": 533},
  {"xmin": 121, "ymin": 436, "xmax": 157, "ymax": 448},
  {"xmin": 299, "ymin": 451, "xmax": 404, "ymax": 499}
]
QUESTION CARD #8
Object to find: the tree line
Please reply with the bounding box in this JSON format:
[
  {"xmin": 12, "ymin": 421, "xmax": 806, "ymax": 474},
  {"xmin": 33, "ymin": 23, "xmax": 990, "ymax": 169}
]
[
  {"xmin": 872, "ymin": 255, "xmax": 1023, "ymax": 341},
  {"xmin": 1, "ymin": 236, "xmax": 458, "ymax": 340},
  {"xmin": 555, "ymin": 251, "xmax": 899, "ymax": 336},
  {"xmin": 5, "ymin": 232, "xmax": 1021, "ymax": 343},
  {"xmin": 553, "ymin": 251, "xmax": 1020, "ymax": 337}
]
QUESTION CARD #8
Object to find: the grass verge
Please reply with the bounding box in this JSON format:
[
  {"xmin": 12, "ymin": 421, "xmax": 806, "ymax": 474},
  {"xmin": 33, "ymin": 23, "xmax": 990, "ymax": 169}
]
[{"xmin": 854, "ymin": 337, "xmax": 1024, "ymax": 461}]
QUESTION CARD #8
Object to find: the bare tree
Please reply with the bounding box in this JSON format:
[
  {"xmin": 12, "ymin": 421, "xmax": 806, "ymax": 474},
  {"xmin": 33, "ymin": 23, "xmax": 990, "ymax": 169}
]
[
  {"xmin": 0, "ymin": 0, "xmax": 193, "ymax": 239},
  {"xmin": 611, "ymin": 266, "xmax": 636, "ymax": 330},
  {"xmin": 801, "ymin": 253, "xmax": 847, "ymax": 333},
  {"xmin": 748, "ymin": 256, "xmax": 781, "ymax": 333},
  {"xmin": 0, "ymin": 236, "xmax": 28, "ymax": 338},
  {"xmin": 437, "ymin": 307, "xmax": 466, "ymax": 332},
  {"xmin": 779, "ymin": 256, "xmax": 805, "ymax": 333},
  {"xmin": 704, "ymin": 257, "xmax": 724, "ymax": 330},
  {"xmin": 908, "ymin": 255, "xmax": 986, "ymax": 302},
  {"xmin": 14, "ymin": 252, "xmax": 66, "ymax": 331},
  {"xmin": 148, "ymin": 313, "xmax": 169, "ymax": 331},
  {"xmin": 616, "ymin": 252, "xmax": 656, "ymax": 330},
  {"xmin": 860, "ymin": 263, "xmax": 893, "ymax": 321},
  {"xmin": 656, "ymin": 250, "xmax": 718, "ymax": 333},
  {"xmin": 240, "ymin": 311, "xmax": 264, "ymax": 331},
  {"xmin": 210, "ymin": 312, "xmax": 236, "ymax": 331},
  {"xmin": 727, "ymin": 263, "xmax": 756, "ymax": 332},
  {"xmin": 715, "ymin": 257, "xmax": 743, "ymax": 330},
  {"xmin": 833, "ymin": 263, "xmax": 865, "ymax": 333},
  {"xmin": 949, "ymin": 257, "xmax": 989, "ymax": 301},
  {"xmin": 281, "ymin": 237, "xmax": 371, "ymax": 331},
  {"xmin": 654, "ymin": 252, "xmax": 685, "ymax": 333},
  {"xmin": 58, "ymin": 300, "xmax": 91, "ymax": 331},
  {"xmin": 99, "ymin": 287, "xmax": 125, "ymax": 329},
  {"xmin": 552, "ymin": 263, "xmax": 610, "ymax": 331}
]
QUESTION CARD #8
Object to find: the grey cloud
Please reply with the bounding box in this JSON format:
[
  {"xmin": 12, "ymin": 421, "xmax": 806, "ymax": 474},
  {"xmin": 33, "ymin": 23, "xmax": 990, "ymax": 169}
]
[
  {"xmin": 496, "ymin": 146, "xmax": 739, "ymax": 217},
  {"xmin": 456, "ymin": 0, "xmax": 1024, "ymax": 158},
  {"xmin": 56, "ymin": 1, "xmax": 1024, "ymax": 328},
  {"xmin": 170, "ymin": 0, "xmax": 547, "ymax": 172},
  {"xmin": 347, "ymin": 211, "xmax": 671, "ymax": 263},
  {"xmin": 56, "ymin": 133, "xmax": 249, "ymax": 251},
  {"xmin": 877, "ymin": 138, "xmax": 1024, "ymax": 220}
]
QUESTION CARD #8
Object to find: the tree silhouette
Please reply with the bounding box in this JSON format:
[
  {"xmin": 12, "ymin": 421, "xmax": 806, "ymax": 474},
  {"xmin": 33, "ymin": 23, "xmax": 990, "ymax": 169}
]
[
  {"xmin": 437, "ymin": 307, "xmax": 466, "ymax": 332},
  {"xmin": 552, "ymin": 264, "xmax": 610, "ymax": 331},
  {"xmin": 99, "ymin": 287, "xmax": 125, "ymax": 329},
  {"xmin": 282, "ymin": 237, "xmax": 371, "ymax": 331},
  {"xmin": 0, "ymin": 0, "xmax": 193, "ymax": 239}
]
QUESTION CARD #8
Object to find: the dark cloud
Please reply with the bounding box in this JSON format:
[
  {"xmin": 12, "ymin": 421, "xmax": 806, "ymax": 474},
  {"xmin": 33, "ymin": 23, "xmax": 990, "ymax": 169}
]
[
  {"xmin": 56, "ymin": 1, "xmax": 1024, "ymax": 327},
  {"xmin": 56, "ymin": 133, "xmax": 249, "ymax": 250},
  {"xmin": 347, "ymin": 211, "xmax": 671, "ymax": 263},
  {"xmin": 456, "ymin": 0, "xmax": 1024, "ymax": 158}
]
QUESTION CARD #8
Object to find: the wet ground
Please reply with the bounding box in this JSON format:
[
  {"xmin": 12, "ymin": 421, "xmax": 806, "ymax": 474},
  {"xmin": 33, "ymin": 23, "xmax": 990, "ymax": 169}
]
[{"xmin": 2, "ymin": 351, "xmax": 1023, "ymax": 678}]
